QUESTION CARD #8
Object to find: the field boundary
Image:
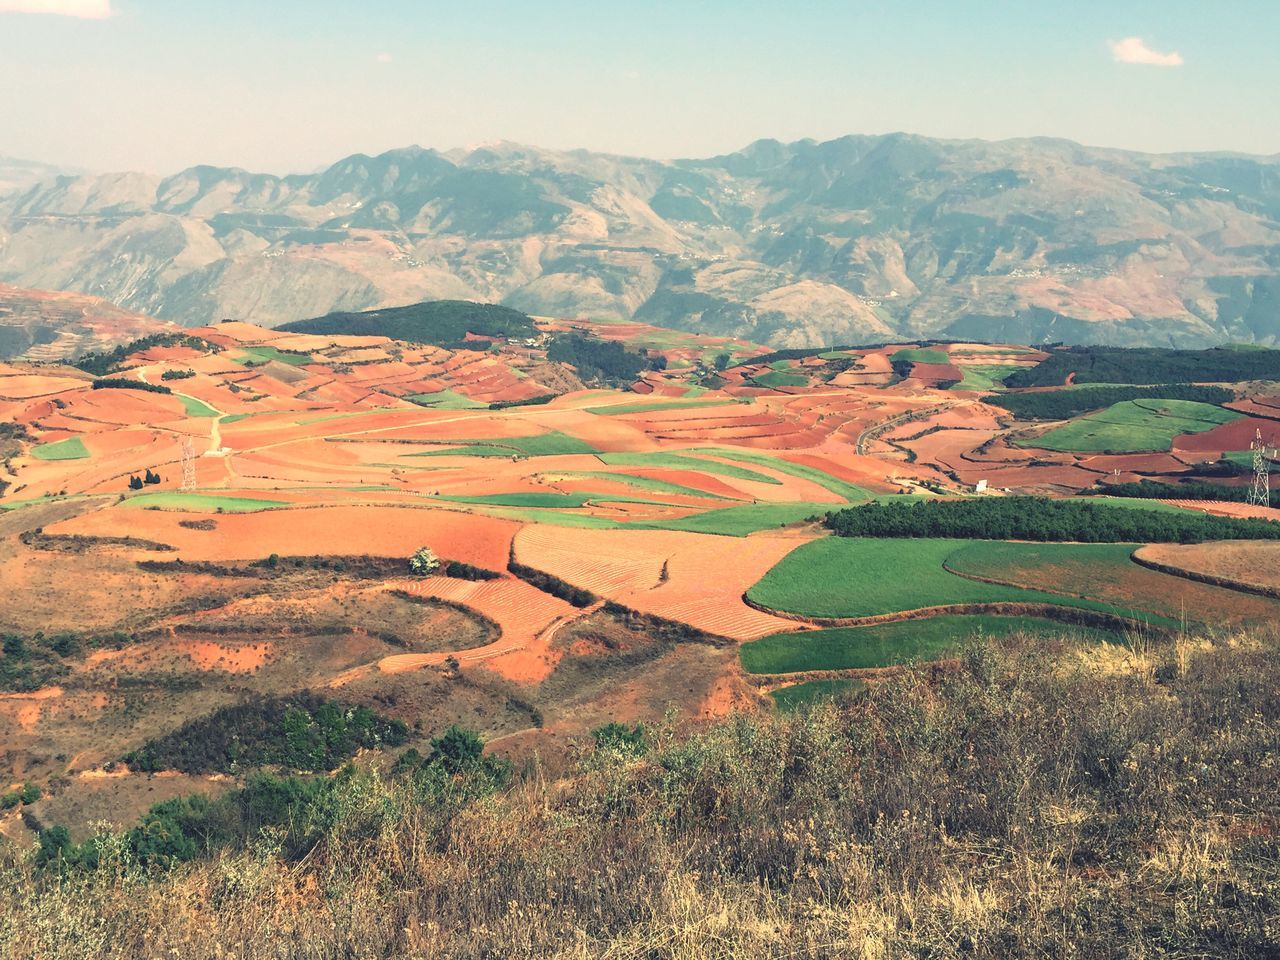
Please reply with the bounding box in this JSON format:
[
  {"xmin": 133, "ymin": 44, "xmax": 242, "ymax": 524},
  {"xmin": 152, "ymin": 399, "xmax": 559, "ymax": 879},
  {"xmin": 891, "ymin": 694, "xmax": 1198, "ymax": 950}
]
[
  {"xmin": 740, "ymin": 594, "xmax": 1169, "ymax": 635},
  {"xmin": 1129, "ymin": 551, "xmax": 1280, "ymax": 601}
]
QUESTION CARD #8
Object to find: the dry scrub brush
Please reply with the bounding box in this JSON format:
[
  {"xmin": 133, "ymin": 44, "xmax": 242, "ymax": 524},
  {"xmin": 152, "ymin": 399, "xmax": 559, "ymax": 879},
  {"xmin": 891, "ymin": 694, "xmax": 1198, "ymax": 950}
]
[{"xmin": 2, "ymin": 627, "xmax": 1279, "ymax": 958}]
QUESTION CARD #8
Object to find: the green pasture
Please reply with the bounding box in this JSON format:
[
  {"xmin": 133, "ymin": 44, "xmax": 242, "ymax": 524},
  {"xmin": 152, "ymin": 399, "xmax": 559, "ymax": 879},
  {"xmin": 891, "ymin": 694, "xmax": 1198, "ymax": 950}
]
[
  {"xmin": 753, "ymin": 370, "xmax": 809, "ymax": 389},
  {"xmin": 404, "ymin": 431, "xmax": 599, "ymax": 458},
  {"xmin": 951, "ymin": 364, "xmax": 1017, "ymax": 392},
  {"xmin": 236, "ymin": 346, "xmax": 314, "ymax": 367},
  {"xmin": 769, "ymin": 678, "xmax": 865, "ymax": 711},
  {"xmin": 177, "ymin": 395, "xmax": 219, "ymax": 418},
  {"xmin": 405, "ymin": 390, "xmax": 487, "ymax": 410},
  {"xmin": 596, "ymin": 452, "xmax": 782, "ymax": 485},
  {"xmin": 635, "ymin": 501, "xmax": 830, "ymax": 537},
  {"xmin": 124, "ymin": 492, "xmax": 288, "ymax": 512},
  {"xmin": 687, "ymin": 447, "xmax": 873, "ymax": 502},
  {"xmin": 1024, "ymin": 399, "xmax": 1240, "ymax": 453},
  {"xmin": 31, "ymin": 437, "xmax": 89, "ymax": 461},
  {"xmin": 891, "ymin": 348, "xmax": 949, "ymax": 364}
]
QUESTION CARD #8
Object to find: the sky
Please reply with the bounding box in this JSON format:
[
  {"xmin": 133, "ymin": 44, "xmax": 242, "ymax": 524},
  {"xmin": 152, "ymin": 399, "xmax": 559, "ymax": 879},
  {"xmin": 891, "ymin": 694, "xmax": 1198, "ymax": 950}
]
[{"xmin": 1, "ymin": 0, "xmax": 1277, "ymax": 175}]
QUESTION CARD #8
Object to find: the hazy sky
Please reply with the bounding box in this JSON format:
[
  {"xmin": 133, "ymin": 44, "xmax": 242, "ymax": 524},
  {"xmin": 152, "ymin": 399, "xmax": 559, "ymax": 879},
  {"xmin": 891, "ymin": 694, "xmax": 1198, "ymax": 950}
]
[{"xmin": 2, "ymin": 0, "xmax": 1277, "ymax": 174}]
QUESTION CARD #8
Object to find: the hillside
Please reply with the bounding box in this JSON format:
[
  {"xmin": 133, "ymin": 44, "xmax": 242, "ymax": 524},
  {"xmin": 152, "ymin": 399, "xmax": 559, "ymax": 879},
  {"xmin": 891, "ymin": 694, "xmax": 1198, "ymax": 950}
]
[
  {"xmin": 280, "ymin": 300, "xmax": 538, "ymax": 347},
  {"xmin": 3, "ymin": 136, "xmax": 1280, "ymax": 347},
  {"xmin": 0, "ymin": 285, "xmax": 175, "ymax": 361}
]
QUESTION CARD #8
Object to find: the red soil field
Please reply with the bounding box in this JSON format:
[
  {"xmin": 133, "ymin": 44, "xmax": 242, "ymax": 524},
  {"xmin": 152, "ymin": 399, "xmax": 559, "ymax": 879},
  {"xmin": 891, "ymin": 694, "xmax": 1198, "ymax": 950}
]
[
  {"xmin": 1172, "ymin": 418, "xmax": 1280, "ymax": 454},
  {"xmin": 513, "ymin": 525, "xmax": 805, "ymax": 640},
  {"xmin": 50, "ymin": 504, "xmax": 521, "ymax": 570}
]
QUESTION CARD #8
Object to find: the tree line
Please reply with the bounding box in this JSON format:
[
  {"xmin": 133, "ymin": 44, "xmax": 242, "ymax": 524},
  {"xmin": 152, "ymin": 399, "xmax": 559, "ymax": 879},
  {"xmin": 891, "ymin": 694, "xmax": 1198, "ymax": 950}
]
[
  {"xmin": 823, "ymin": 496, "xmax": 1280, "ymax": 543},
  {"xmin": 991, "ymin": 384, "xmax": 1235, "ymax": 420},
  {"xmin": 1005, "ymin": 345, "xmax": 1280, "ymax": 388}
]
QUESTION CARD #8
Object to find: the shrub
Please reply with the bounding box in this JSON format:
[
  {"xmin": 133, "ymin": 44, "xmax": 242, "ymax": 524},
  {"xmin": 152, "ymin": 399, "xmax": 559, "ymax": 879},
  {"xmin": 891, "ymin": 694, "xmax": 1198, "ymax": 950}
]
[{"xmin": 408, "ymin": 547, "xmax": 441, "ymax": 576}]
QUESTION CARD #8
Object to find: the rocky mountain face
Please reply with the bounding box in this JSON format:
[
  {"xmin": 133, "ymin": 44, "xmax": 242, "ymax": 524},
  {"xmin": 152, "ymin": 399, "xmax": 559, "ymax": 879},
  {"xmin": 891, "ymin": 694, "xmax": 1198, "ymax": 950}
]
[
  {"xmin": 0, "ymin": 284, "xmax": 173, "ymax": 361},
  {"xmin": 1, "ymin": 135, "xmax": 1279, "ymax": 348}
]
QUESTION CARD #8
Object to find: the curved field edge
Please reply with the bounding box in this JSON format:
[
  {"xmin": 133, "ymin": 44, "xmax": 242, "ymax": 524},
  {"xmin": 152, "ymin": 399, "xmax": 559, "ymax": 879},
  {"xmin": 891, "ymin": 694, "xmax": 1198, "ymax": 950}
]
[
  {"xmin": 740, "ymin": 614, "xmax": 1122, "ymax": 675},
  {"xmin": 743, "ymin": 537, "xmax": 1180, "ymax": 629}
]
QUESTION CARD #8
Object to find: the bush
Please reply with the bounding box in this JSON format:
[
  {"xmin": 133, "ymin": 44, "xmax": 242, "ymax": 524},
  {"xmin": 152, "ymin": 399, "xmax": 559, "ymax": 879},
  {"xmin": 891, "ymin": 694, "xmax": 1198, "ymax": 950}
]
[{"xmin": 408, "ymin": 547, "xmax": 440, "ymax": 576}]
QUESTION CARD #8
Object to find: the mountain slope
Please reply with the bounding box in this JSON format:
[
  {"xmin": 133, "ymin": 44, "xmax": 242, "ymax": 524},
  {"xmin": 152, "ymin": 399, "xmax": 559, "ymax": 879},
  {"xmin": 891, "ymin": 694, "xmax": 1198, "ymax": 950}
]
[
  {"xmin": 2, "ymin": 135, "xmax": 1280, "ymax": 347},
  {"xmin": 0, "ymin": 284, "xmax": 174, "ymax": 361}
]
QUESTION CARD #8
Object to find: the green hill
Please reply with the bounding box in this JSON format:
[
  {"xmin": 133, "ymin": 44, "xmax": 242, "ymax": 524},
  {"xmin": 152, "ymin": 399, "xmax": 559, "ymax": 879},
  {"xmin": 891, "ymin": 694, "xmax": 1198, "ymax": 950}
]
[{"xmin": 279, "ymin": 300, "xmax": 537, "ymax": 347}]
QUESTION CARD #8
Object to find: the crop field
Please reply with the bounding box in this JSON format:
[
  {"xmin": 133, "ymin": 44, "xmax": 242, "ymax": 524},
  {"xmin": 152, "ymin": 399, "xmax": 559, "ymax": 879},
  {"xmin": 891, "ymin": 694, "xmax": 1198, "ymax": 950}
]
[
  {"xmin": 768, "ymin": 678, "xmax": 865, "ymax": 710},
  {"xmin": 30, "ymin": 436, "xmax": 89, "ymax": 460},
  {"xmin": 741, "ymin": 614, "xmax": 1120, "ymax": 674},
  {"xmin": 951, "ymin": 364, "xmax": 1017, "ymax": 391},
  {"xmin": 124, "ymin": 492, "xmax": 290, "ymax": 512},
  {"xmin": 745, "ymin": 537, "xmax": 1176, "ymax": 624},
  {"xmin": 1024, "ymin": 399, "xmax": 1241, "ymax": 453},
  {"xmin": 891, "ymin": 348, "xmax": 949, "ymax": 364},
  {"xmin": 177, "ymin": 394, "xmax": 219, "ymax": 418},
  {"xmin": 404, "ymin": 431, "xmax": 600, "ymax": 458},
  {"xmin": 596, "ymin": 451, "xmax": 782, "ymax": 485},
  {"xmin": 405, "ymin": 390, "xmax": 487, "ymax": 410},
  {"xmin": 945, "ymin": 540, "xmax": 1280, "ymax": 626}
]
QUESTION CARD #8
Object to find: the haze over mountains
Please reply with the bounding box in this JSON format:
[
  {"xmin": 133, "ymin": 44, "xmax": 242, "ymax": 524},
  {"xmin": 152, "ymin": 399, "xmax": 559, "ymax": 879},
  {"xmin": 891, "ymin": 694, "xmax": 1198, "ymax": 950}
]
[{"xmin": 2, "ymin": 133, "xmax": 1279, "ymax": 348}]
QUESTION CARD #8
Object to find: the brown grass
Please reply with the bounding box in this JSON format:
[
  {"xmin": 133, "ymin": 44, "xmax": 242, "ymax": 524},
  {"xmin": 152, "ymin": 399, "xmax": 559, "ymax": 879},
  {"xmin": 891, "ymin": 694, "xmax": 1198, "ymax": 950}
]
[{"xmin": 2, "ymin": 626, "xmax": 1278, "ymax": 958}]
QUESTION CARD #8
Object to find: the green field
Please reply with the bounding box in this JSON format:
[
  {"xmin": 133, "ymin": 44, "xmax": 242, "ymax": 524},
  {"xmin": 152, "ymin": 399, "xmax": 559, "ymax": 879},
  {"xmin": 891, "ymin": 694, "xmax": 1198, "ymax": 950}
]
[
  {"xmin": 552, "ymin": 471, "xmax": 737, "ymax": 501},
  {"xmin": 944, "ymin": 540, "xmax": 1280, "ymax": 627},
  {"xmin": 636, "ymin": 501, "xmax": 831, "ymax": 537},
  {"xmin": 688, "ymin": 448, "xmax": 872, "ymax": 502},
  {"xmin": 1024, "ymin": 399, "xmax": 1240, "ymax": 453},
  {"xmin": 769, "ymin": 678, "xmax": 865, "ymax": 711},
  {"xmin": 124, "ymin": 492, "xmax": 288, "ymax": 512},
  {"xmin": 753, "ymin": 369, "xmax": 809, "ymax": 389},
  {"xmin": 438, "ymin": 491, "xmax": 668, "ymax": 509},
  {"xmin": 742, "ymin": 614, "xmax": 1118, "ymax": 675},
  {"xmin": 405, "ymin": 390, "xmax": 487, "ymax": 410},
  {"xmin": 219, "ymin": 413, "xmax": 252, "ymax": 425},
  {"xmin": 891, "ymin": 348, "xmax": 949, "ymax": 364},
  {"xmin": 585, "ymin": 398, "xmax": 736, "ymax": 417},
  {"xmin": 236, "ymin": 346, "xmax": 314, "ymax": 367},
  {"xmin": 746, "ymin": 537, "xmax": 1173, "ymax": 624},
  {"xmin": 30, "ymin": 437, "xmax": 89, "ymax": 461},
  {"xmin": 597, "ymin": 452, "xmax": 782, "ymax": 485},
  {"xmin": 177, "ymin": 395, "xmax": 219, "ymax": 418},
  {"xmin": 951, "ymin": 364, "xmax": 1017, "ymax": 392},
  {"xmin": 405, "ymin": 431, "xmax": 599, "ymax": 458}
]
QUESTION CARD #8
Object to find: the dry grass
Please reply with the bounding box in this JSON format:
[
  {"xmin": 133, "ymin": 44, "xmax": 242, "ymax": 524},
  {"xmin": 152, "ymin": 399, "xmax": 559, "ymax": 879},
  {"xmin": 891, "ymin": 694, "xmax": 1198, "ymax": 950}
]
[{"xmin": 2, "ymin": 627, "xmax": 1279, "ymax": 959}]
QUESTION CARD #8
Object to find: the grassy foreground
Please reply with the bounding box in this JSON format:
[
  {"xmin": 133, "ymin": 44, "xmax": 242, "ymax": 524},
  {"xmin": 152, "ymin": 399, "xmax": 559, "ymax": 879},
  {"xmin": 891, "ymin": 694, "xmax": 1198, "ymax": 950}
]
[{"xmin": 3, "ymin": 628, "xmax": 1276, "ymax": 957}]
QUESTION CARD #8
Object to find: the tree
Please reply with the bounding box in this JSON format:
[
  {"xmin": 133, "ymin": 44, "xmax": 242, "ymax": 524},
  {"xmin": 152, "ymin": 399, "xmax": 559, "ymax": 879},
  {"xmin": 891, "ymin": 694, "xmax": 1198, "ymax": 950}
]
[
  {"xmin": 128, "ymin": 475, "xmax": 144, "ymax": 491},
  {"xmin": 408, "ymin": 546, "xmax": 440, "ymax": 575},
  {"xmin": 714, "ymin": 352, "xmax": 731, "ymax": 371}
]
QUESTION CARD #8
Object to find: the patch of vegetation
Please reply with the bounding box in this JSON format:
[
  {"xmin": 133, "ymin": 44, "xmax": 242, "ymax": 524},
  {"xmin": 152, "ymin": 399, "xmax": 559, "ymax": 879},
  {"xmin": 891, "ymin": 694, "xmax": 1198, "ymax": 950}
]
[
  {"xmin": 1005, "ymin": 344, "xmax": 1280, "ymax": 387},
  {"xmin": 125, "ymin": 492, "xmax": 288, "ymax": 512},
  {"xmin": 553, "ymin": 471, "xmax": 736, "ymax": 501},
  {"xmin": 688, "ymin": 447, "xmax": 872, "ymax": 502},
  {"xmin": 0, "ymin": 631, "xmax": 74, "ymax": 692},
  {"xmin": 742, "ymin": 615, "xmax": 1117, "ymax": 674},
  {"xmin": 405, "ymin": 390, "xmax": 487, "ymax": 410},
  {"xmin": 992, "ymin": 384, "xmax": 1235, "ymax": 420},
  {"xmin": 547, "ymin": 334, "xmax": 649, "ymax": 385},
  {"xmin": 30, "ymin": 436, "xmax": 89, "ymax": 461},
  {"xmin": 752, "ymin": 369, "xmax": 809, "ymax": 389},
  {"xmin": 824, "ymin": 496, "xmax": 1280, "ymax": 543},
  {"xmin": 585, "ymin": 398, "xmax": 737, "ymax": 416},
  {"xmin": 0, "ymin": 783, "xmax": 41, "ymax": 810},
  {"xmin": 176, "ymin": 395, "xmax": 218, "ymax": 418},
  {"xmin": 280, "ymin": 300, "xmax": 537, "ymax": 347},
  {"xmin": 1094, "ymin": 479, "xmax": 1280, "ymax": 510},
  {"xmin": 891, "ymin": 347, "xmax": 950, "ymax": 365},
  {"xmin": 1020, "ymin": 398, "xmax": 1241, "ymax": 453},
  {"xmin": 746, "ymin": 537, "xmax": 1172, "ymax": 623},
  {"xmin": 596, "ymin": 451, "xmax": 781, "ymax": 485},
  {"xmin": 123, "ymin": 693, "xmax": 408, "ymax": 774},
  {"xmin": 73, "ymin": 334, "xmax": 215, "ymax": 377},
  {"xmin": 160, "ymin": 369, "xmax": 195, "ymax": 381},
  {"xmin": 768, "ymin": 678, "xmax": 865, "ymax": 711},
  {"xmin": 235, "ymin": 346, "xmax": 313, "ymax": 367},
  {"xmin": 404, "ymin": 431, "xmax": 599, "ymax": 459},
  {"xmin": 91, "ymin": 378, "xmax": 172, "ymax": 394},
  {"xmin": 638, "ymin": 502, "xmax": 830, "ymax": 537},
  {"xmin": 951, "ymin": 364, "xmax": 1018, "ymax": 392},
  {"xmin": 488, "ymin": 393, "xmax": 555, "ymax": 410}
]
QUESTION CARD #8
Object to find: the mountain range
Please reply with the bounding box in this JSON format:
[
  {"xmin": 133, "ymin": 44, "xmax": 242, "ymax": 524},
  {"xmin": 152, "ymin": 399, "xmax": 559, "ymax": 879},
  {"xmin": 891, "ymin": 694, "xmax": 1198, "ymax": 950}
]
[{"xmin": 1, "ymin": 134, "xmax": 1279, "ymax": 348}]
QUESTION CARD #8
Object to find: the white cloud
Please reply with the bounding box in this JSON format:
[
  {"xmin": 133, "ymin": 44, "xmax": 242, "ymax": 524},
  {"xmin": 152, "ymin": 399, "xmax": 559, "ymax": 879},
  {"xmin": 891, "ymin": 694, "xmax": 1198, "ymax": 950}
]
[
  {"xmin": 1109, "ymin": 36, "xmax": 1183, "ymax": 67},
  {"xmin": 0, "ymin": 0, "xmax": 111, "ymax": 16},
  {"xmin": 375, "ymin": 52, "xmax": 393, "ymax": 64}
]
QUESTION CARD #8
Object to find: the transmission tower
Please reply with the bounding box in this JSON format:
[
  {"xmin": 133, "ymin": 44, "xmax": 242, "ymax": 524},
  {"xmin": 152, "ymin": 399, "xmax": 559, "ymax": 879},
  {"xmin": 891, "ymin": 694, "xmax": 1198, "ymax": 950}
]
[
  {"xmin": 181, "ymin": 436, "xmax": 197, "ymax": 491},
  {"xmin": 1247, "ymin": 429, "xmax": 1270, "ymax": 507}
]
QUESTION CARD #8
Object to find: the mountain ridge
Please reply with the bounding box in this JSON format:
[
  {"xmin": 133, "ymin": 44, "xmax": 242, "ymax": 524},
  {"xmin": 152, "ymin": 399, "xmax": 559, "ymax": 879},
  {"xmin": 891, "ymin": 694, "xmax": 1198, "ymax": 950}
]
[{"xmin": 2, "ymin": 133, "xmax": 1279, "ymax": 348}]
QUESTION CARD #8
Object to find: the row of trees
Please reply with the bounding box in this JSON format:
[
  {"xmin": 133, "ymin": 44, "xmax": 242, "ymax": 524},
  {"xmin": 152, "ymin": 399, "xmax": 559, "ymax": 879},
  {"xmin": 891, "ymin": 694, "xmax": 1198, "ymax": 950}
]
[
  {"xmin": 824, "ymin": 496, "xmax": 1280, "ymax": 543},
  {"xmin": 1005, "ymin": 345, "xmax": 1280, "ymax": 388},
  {"xmin": 991, "ymin": 384, "xmax": 1235, "ymax": 421},
  {"xmin": 127, "ymin": 469, "xmax": 162, "ymax": 490},
  {"xmin": 1095, "ymin": 479, "xmax": 1280, "ymax": 510}
]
